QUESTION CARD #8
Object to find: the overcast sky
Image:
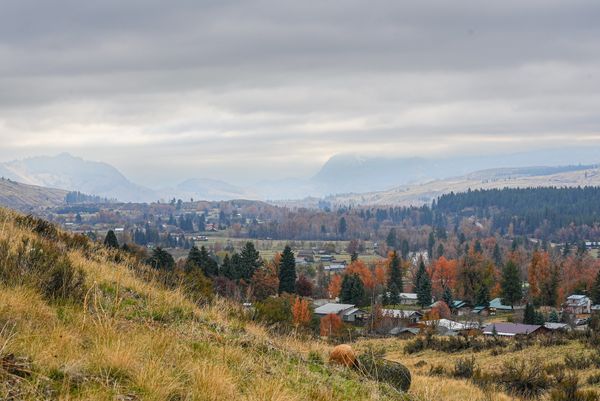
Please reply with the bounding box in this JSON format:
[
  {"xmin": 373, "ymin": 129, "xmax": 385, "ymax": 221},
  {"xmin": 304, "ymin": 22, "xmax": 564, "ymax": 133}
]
[{"xmin": 1, "ymin": 0, "xmax": 599, "ymax": 186}]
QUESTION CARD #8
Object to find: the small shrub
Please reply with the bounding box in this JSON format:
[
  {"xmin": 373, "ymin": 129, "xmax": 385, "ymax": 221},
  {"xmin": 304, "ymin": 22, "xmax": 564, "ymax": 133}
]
[
  {"xmin": 428, "ymin": 365, "xmax": 445, "ymax": 376},
  {"xmin": 453, "ymin": 356, "xmax": 477, "ymax": 379},
  {"xmin": 357, "ymin": 354, "xmax": 411, "ymax": 393},
  {"xmin": 551, "ymin": 374, "xmax": 599, "ymax": 401},
  {"xmin": 588, "ymin": 373, "xmax": 600, "ymax": 386},
  {"xmin": 565, "ymin": 353, "xmax": 592, "ymax": 370},
  {"xmin": 414, "ymin": 360, "xmax": 427, "ymax": 368},
  {"xmin": 497, "ymin": 359, "xmax": 550, "ymax": 398},
  {"xmin": 308, "ymin": 351, "xmax": 323, "ymax": 365}
]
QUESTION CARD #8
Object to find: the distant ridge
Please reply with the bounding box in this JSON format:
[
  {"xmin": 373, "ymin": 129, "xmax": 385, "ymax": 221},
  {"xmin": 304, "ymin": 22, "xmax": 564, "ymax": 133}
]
[{"xmin": 0, "ymin": 177, "xmax": 68, "ymax": 211}]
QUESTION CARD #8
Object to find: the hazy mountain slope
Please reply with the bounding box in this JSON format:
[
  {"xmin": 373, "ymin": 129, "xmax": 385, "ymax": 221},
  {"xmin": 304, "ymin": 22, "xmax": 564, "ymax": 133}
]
[
  {"xmin": 0, "ymin": 207, "xmax": 395, "ymax": 401},
  {"xmin": 319, "ymin": 165, "xmax": 600, "ymax": 207},
  {"xmin": 167, "ymin": 178, "xmax": 257, "ymax": 201},
  {"xmin": 0, "ymin": 153, "xmax": 158, "ymax": 203},
  {"xmin": 312, "ymin": 148, "xmax": 600, "ymax": 196},
  {"xmin": 0, "ymin": 177, "xmax": 67, "ymax": 210}
]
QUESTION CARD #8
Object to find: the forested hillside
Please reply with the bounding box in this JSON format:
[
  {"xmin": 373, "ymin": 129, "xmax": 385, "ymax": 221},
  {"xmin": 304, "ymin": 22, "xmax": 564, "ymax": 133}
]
[{"xmin": 435, "ymin": 186, "xmax": 600, "ymax": 240}]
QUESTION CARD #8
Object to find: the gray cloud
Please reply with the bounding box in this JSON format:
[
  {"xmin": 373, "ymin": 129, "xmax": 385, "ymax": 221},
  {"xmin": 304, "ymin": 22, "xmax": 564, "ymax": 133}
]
[{"xmin": 0, "ymin": 0, "xmax": 599, "ymax": 186}]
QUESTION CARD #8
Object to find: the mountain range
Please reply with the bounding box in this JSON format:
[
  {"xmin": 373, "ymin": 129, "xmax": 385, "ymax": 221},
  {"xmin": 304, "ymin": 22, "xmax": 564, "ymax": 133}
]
[{"xmin": 0, "ymin": 148, "xmax": 599, "ymax": 205}]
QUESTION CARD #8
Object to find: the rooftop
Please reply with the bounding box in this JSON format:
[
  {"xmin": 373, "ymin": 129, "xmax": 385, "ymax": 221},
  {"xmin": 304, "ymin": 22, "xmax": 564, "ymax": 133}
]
[
  {"xmin": 483, "ymin": 322, "xmax": 542, "ymax": 336},
  {"xmin": 314, "ymin": 303, "xmax": 355, "ymax": 315}
]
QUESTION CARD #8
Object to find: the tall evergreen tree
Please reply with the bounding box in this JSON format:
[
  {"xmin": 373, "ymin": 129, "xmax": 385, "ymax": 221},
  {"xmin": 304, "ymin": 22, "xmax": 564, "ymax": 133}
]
[
  {"xmin": 278, "ymin": 245, "xmax": 297, "ymax": 294},
  {"xmin": 147, "ymin": 247, "xmax": 175, "ymax": 270},
  {"xmin": 442, "ymin": 286, "xmax": 454, "ymax": 310},
  {"xmin": 104, "ymin": 230, "xmax": 119, "ymax": 249},
  {"xmin": 239, "ymin": 242, "xmax": 261, "ymax": 281},
  {"xmin": 340, "ymin": 274, "xmax": 365, "ymax": 306},
  {"xmin": 338, "ymin": 217, "xmax": 347, "ymax": 239},
  {"xmin": 388, "ymin": 251, "xmax": 403, "ymax": 292},
  {"xmin": 475, "ymin": 285, "xmax": 490, "ymax": 307},
  {"xmin": 427, "ymin": 232, "xmax": 435, "ymax": 258},
  {"xmin": 386, "ymin": 228, "xmax": 397, "ymax": 249},
  {"xmin": 523, "ymin": 303, "xmax": 535, "ymax": 324},
  {"xmin": 501, "ymin": 260, "xmax": 522, "ymax": 308},
  {"xmin": 220, "ymin": 254, "xmax": 236, "ymax": 280},
  {"xmin": 415, "ymin": 258, "xmax": 432, "ymax": 307},
  {"xmin": 401, "ymin": 239, "xmax": 410, "ymax": 260},
  {"xmin": 493, "ymin": 243, "xmax": 503, "ymax": 267}
]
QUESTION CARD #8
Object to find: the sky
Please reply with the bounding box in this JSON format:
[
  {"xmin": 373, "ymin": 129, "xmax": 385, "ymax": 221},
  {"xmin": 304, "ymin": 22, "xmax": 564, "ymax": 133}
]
[{"xmin": 1, "ymin": 0, "xmax": 599, "ymax": 186}]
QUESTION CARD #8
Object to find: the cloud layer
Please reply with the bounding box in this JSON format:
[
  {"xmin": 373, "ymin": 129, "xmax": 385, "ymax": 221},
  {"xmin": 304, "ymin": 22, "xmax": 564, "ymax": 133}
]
[{"xmin": 1, "ymin": 0, "xmax": 599, "ymax": 186}]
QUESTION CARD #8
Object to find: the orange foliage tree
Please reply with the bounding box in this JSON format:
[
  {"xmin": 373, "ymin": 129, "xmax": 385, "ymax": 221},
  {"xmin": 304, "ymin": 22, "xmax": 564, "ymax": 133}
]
[
  {"xmin": 320, "ymin": 313, "xmax": 344, "ymax": 337},
  {"xmin": 328, "ymin": 274, "xmax": 342, "ymax": 298},
  {"xmin": 345, "ymin": 260, "xmax": 374, "ymax": 289},
  {"xmin": 251, "ymin": 262, "xmax": 279, "ymax": 301},
  {"xmin": 528, "ymin": 251, "xmax": 550, "ymax": 302},
  {"xmin": 429, "ymin": 256, "xmax": 458, "ymax": 298},
  {"xmin": 292, "ymin": 297, "xmax": 311, "ymax": 328},
  {"xmin": 430, "ymin": 301, "xmax": 451, "ymax": 319}
]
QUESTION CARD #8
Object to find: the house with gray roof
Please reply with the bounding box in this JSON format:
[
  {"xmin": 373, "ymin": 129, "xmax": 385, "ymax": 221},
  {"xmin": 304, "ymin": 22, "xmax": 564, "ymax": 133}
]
[
  {"xmin": 563, "ymin": 294, "xmax": 591, "ymax": 315},
  {"xmin": 313, "ymin": 303, "xmax": 367, "ymax": 323},
  {"xmin": 483, "ymin": 322, "xmax": 547, "ymax": 337}
]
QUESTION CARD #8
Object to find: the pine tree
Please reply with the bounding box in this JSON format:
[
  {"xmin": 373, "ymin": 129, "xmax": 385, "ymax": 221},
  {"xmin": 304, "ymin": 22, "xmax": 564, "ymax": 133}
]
[
  {"xmin": 548, "ymin": 310, "xmax": 559, "ymax": 323},
  {"xmin": 474, "ymin": 240, "xmax": 483, "ymax": 254},
  {"xmin": 427, "ymin": 232, "xmax": 435, "ymax": 258},
  {"xmin": 442, "ymin": 286, "xmax": 454, "ymax": 310},
  {"xmin": 338, "ymin": 217, "xmax": 347, "ymax": 239},
  {"xmin": 493, "ymin": 243, "xmax": 503, "ymax": 267},
  {"xmin": 386, "ymin": 228, "xmax": 397, "ymax": 249},
  {"xmin": 185, "ymin": 246, "xmax": 203, "ymax": 273},
  {"xmin": 220, "ymin": 254, "xmax": 236, "ymax": 280},
  {"xmin": 350, "ymin": 251, "xmax": 358, "ymax": 262},
  {"xmin": 436, "ymin": 243, "xmax": 444, "ymax": 258},
  {"xmin": 501, "ymin": 260, "xmax": 522, "ymax": 308},
  {"xmin": 476, "ymin": 285, "xmax": 490, "ymax": 307},
  {"xmin": 415, "ymin": 258, "xmax": 432, "ymax": 307},
  {"xmin": 239, "ymin": 242, "xmax": 261, "ymax": 281},
  {"xmin": 387, "ymin": 251, "xmax": 403, "ymax": 293},
  {"xmin": 147, "ymin": 247, "xmax": 175, "ymax": 270},
  {"xmin": 401, "ymin": 239, "xmax": 410, "ymax": 260},
  {"xmin": 278, "ymin": 245, "xmax": 297, "ymax": 294},
  {"xmin": 104, "ymin": 230, "xmax": 119, "ymax": 249},
  {"xmin": 523, "ymin": 303, "xmax": 535, "ymax": 324},
  {"xmin": 340, "ymin": 274, "xmax": 365, "ymax": 306}
]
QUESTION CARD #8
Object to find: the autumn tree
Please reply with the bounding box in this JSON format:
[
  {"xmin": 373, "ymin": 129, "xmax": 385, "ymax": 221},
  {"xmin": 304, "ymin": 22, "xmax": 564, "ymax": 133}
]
[
  {"xmin": 328, "ymin": 274, "xmax": 342, "ymax": 299},
  {"xmin": 320, "ymin": 313, "xmax": 344, "ymax": 337},
  {"xmin": 295, "ymin": 274, "xmax": 313, "ymax": 297},
  {"xmin": 251, "ymin": 262, "xmax": 279, "ymax": 301},
  {"xmin": 345, "ymin": 260, "xmax": 374, "ymax": 289},
  {"xmin": 278, "ymin": 245, "xmax": 297, "ymax": 294},
  {"xmin": 528, "ymin": 251, "xmax": 551, "ymax": 306},
  {"xmin": 292, "ymin": 297, "xmax": 311, "ymax": 328},
  {"xmin": 431, "ymin": 301, "xmax": 451, "ymax": 319},
  {"xmin": 429, "ymin": 256, "xmax": 457, "ymax": 299}
]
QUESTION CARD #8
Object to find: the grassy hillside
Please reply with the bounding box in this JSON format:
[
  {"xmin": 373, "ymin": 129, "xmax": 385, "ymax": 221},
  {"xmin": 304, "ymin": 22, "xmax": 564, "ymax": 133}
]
[
  {"xmin": 0, "ymin": 207, "xmax": 401, "ymax": 401},
  {"xmin": 0, "ymin": 178, "xmax": 67, "ymax": 211}
]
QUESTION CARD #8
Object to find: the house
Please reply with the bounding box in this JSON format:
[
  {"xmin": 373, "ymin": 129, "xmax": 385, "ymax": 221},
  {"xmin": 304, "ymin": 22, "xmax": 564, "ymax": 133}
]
[
  {"xmin": 313, "ymin": 303, "xmax": 367, "ymax": 323},
  {"xmin": 544, "ymin": 322, "xmax": 571, "ymax": 332},
  {"xmin": 399, "ymin": 293, "xmax": 419, "ymax": 305},
  {"xmin": 472, "ymin": 305, "xmax": 490, "ymax": 316},
  {"xmin": 381, "ymin": 309, "xmax": 423, "ymax": 324},
  {"xmin": 323, "ymin": 263, "xmax": 346, "ymax": 272},
  {"xmin": 483, "ymin": 322, "xmax": 547, "ymax": 337},
  {"xmin": 451, "ymin": 300, "xmax": 472, "ymax": 316},
  {"xmin": 563, "ymin": 295, "xmax": 591, "ymax": 315},
  {"xmin": 390, "ymin": 327, "xmax": 420, "ymax": 338},
  {"xmin": 489, "ymin": 298, "xmax": 514, "ymax": 313},
  {"xmin": 424, "ymin": 319, "xmax": 480, "ymax": 333}
]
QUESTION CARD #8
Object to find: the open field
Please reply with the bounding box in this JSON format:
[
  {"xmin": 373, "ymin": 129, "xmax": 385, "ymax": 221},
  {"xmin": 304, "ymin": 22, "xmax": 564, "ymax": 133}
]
[{"xmin": 354, "ymin": 336, "xmax": 600, "ymax": 401}]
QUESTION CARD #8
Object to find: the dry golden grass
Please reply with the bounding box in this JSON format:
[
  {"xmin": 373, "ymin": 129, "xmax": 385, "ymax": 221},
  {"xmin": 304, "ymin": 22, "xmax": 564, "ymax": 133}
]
[{"xmin": 0, "ymin": 208, "xmax": 399, "ymax": 401}]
